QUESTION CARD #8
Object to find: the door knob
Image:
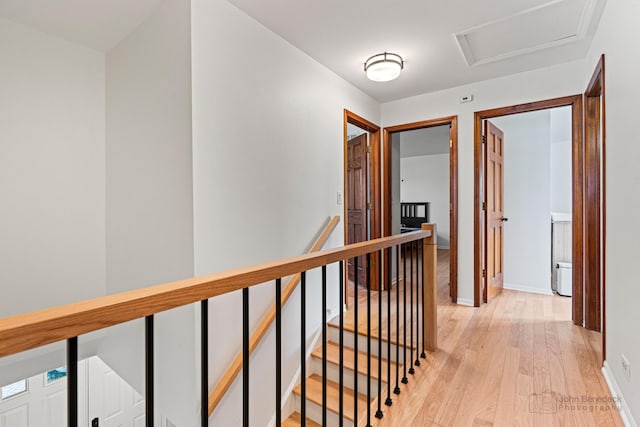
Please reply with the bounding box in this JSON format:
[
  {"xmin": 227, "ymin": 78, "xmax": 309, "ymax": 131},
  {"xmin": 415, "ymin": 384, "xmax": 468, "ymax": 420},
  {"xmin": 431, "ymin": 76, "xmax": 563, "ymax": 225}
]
[{"xmin": 500, "ymin": 217, "xmax": 509, "ymax": 222}]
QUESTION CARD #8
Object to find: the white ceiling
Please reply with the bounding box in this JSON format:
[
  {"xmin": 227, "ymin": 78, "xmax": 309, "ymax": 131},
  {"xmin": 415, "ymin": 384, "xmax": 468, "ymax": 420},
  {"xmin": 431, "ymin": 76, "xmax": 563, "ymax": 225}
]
[
  {"xmin": 0, "ymin": 0, "xmax": 606, "ymax": 100},
  {"xmin": 228, "ymin": 0, "xmax": 606, "ymax": 102},
  {"xmin": 399, "ymin": 125, "xmax": 451, "ymax": 158},
  {"xmin": 0, "ymin": 0, "xmax": 164, "ymax": 52}
]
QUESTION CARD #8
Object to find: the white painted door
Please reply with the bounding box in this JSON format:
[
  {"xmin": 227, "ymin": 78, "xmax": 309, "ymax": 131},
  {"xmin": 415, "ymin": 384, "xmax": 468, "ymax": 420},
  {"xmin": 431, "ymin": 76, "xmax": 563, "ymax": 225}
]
[
  {"xmin": 88, "ymin": 357, "xmax": 145, "ymax": 427},
  {"xmin": 0, "ymin": 362, "xmax": 86, "ymax": 427}
]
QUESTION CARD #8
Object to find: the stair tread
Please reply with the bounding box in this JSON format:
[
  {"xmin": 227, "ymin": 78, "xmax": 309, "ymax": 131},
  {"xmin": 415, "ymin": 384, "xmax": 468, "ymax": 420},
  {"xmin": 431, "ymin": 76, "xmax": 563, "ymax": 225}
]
[
  {"xmin": 327, "ymin": 322, "xmax": 417, "ymax": 350},
  {"xmin": 282, "ymin": 412, "xmax": 321, "ymax": 427},
  {"xmin": 311, "ymin": 341, "xmax": 398, "ymax": 380},
  {"xmin": 293, "ymin": 374, "xmax": 370, "ymax": 422}
]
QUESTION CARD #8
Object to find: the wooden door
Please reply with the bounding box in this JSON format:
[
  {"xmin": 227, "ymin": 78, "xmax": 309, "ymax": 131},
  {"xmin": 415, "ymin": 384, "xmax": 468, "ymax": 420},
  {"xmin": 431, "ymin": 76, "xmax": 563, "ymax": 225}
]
[
  {"xmin": 485, "ymin": 121, "xmax": 505, "ymax": 301},
  {"xmin": 347, "ymin": 133, "xmax": 368, "ymax": 286}
]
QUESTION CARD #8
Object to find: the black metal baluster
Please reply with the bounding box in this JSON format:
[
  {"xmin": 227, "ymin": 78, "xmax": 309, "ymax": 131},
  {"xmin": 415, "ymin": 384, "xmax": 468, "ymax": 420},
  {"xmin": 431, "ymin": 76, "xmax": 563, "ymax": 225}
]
[
  {"xmin": 415, "ymin": 242, "xmax": 421, "ymax": 367},
  {"xmin": 243, "ymin": 288, "xmax": 249, "ymax": 427},
  {"xmin": 401, "ymin": 244, "xmax": 408, "ymax": 385},
  {"xmin": 366, "ymin": 252, "xmax": 372, "ymax": 427},
  {"xmin": 409, "ymin": 241, "xmax": 415, "ymax": 376},
  {"xmin": 67, "ymin": 337, "xmax": 78, "ymax": 427},
  {"xmin": 301, "ymin": 272, "xmax": 307, "ymax": 426},
  {"xmin": 201, "ymin": 300, "xmax": 209, "ymax": 427},
  {"xmin": 385, "ymin": 247, "xmax": 393, "ymax": 406},
  {"xmin": 353, "ymin": 256, "xmax": 359, "ymax": 423},
  {"xmin": 339, "ymin": 261, "xmax": 345, "ymax": 427},
  {"xmin": 322, "ymin": 266, "xmax": 327, "ymax": 427},
  {"xmin": 276, "ymin": 278, "xmax": 282, "ymax": 426},
  {"xmin": 145, "ymin": 316, "xmax": 154, "ymax": 427},
  {"xmin": 421, "ymin": 241, "xmax": 427, "ymax": 359},
  {"xmin": 394, "ymin": 245, "xmax": 401, "ymax": 395},
  {"xmin": 375, "ymin": 250, "xmax": 383, "ymax": 419}
]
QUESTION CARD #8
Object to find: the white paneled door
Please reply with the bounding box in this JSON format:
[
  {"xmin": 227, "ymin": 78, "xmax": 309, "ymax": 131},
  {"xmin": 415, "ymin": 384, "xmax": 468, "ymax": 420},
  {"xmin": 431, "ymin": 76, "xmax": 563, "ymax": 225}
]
[
  {"xmin": 88, "ymin": 357, "xmax": 145, "ymax": 427},
  {"xmin": 0, "ymin": 362, "xmax": 84, "ymax": 427}
]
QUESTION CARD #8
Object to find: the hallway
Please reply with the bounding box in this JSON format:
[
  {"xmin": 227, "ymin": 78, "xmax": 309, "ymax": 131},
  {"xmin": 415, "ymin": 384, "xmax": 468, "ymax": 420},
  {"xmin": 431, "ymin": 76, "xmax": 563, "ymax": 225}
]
[{"xmin": 343, "ymin": 250, "xmax": 623, "ymax": 426}]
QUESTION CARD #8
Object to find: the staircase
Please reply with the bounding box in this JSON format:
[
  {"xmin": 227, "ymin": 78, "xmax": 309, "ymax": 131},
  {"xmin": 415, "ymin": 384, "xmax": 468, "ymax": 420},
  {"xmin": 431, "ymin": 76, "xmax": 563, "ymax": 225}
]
[{"xmin": 285, "ymin": 321, "xmax": 408, "ymax": 427}]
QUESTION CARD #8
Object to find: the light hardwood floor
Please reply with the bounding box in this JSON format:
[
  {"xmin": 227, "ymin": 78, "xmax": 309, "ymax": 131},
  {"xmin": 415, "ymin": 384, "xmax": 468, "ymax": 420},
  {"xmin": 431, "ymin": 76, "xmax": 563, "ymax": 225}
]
[{"xmin": 342, "ymin": 250, "xmax": 623, "ymax": 427}]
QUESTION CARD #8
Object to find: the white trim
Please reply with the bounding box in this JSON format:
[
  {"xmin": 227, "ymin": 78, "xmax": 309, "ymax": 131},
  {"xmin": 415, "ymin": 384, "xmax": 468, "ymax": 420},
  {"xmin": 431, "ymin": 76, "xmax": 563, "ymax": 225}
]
[
  {"xmin": 602, "ymin": 361, "xmax": 638, "ymax": 427},
  {"xmin": 456, "ymin": 298, "xmax": 474, "ymax": 307},
  {"xmin": 503, "ymin": 283, "xmax": 554, "ymax": 296}
]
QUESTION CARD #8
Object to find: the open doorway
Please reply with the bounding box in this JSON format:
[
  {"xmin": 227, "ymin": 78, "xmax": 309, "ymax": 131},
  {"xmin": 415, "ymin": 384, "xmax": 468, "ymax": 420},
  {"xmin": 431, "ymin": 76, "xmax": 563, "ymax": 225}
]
[
  {"xmin": 482, "ymin": 106, "xmax": 573, "ymax": 304},
  {"xmin": 474, "ymin": 88, "xmax": 606, "ymax": 360},
  {"xmin": 343, "ymin": 110, "xmax": 381, "ymax": 298},
  {"xmin": 383, "ymin": 116, "xmax": 458, "ymax": 303}
]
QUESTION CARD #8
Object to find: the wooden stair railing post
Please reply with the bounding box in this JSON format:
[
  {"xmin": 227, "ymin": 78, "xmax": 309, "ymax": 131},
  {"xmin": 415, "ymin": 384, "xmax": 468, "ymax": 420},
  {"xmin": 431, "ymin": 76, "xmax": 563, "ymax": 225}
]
[
  {"xmin": 208, "ymin": 216, "xmax": 340, "ymax": 416},
  {"xmin": 422, "ymin": 223, "xmax": 437, "ymax": 351}
]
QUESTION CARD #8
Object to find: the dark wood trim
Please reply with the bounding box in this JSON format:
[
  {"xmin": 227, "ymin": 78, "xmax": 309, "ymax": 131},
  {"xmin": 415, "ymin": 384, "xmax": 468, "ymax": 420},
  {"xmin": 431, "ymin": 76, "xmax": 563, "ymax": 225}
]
[
  {"xmin": 571, "ymin": 97, "xmax": 585, "ymax": 326},
  {"xmin": 382, "ymin": 116, "xmax": 459, "ymax": 303},
  {"xmin": 473, "ymin": 95, "xmax": 584, "ymax": 309},
  {"xmin": 584, "ymin": 55, "xmax": 606, "ymax": 346},
  {"xmin": 344, "ymin": 109, "xmax": 382, "ymax": 292},
  {"xmin": 473, "ymin": 113, "xmax": 483, "ymax": 307}
]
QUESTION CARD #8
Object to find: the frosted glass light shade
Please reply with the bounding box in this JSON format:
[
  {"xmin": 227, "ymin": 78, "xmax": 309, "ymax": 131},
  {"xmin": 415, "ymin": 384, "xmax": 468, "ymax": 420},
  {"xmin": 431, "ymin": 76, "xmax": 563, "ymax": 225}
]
[{"xmin": 364, "ymin": 52, "xmax": 403, "ymax": 82}]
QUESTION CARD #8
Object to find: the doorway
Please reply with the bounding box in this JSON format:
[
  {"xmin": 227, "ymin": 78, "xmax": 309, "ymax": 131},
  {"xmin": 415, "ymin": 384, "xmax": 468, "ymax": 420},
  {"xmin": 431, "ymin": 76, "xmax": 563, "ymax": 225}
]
[
  {"xmin": 383, "ymin": 116, "xmax": 458, "ymax": 303},
  {"xmin": 343, "ymin": 110, "xmax": 381, "ymax": 294},
  {"xmin": 474, "ymin": 88, "xmax": 606, "ymax": 348}
]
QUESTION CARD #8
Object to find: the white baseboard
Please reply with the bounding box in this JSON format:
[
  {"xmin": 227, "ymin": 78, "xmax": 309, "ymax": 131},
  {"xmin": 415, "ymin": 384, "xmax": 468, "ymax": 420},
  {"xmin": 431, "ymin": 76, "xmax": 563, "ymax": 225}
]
[
  {"xmin": 602, "ymin": 361, "xmax": 638, "ymax": 427},
  {"xmin": 456, "ymin": 298, "xmax": 474, "ymax": 307},
  {"xmin": 437, "ymin": 245, "xmax": 450, "ymax": 250},
  {"xmin": 503, "ymin": 283, "xmax": 553, "ymax": 296}
]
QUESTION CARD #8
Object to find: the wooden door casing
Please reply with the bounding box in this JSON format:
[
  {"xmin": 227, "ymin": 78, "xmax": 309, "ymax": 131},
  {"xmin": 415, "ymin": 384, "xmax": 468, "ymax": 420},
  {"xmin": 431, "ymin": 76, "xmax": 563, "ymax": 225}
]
[{"xmin": 484, "ymin": 121, "xmax": 505, "ymax": 301}]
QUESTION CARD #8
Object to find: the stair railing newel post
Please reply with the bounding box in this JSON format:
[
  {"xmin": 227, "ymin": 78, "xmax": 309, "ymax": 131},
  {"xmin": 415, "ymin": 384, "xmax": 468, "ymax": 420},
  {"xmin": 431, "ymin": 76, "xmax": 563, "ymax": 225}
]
[{"xmin": 422, "ymin": 223, "xmax": 438, "ymax": 352}]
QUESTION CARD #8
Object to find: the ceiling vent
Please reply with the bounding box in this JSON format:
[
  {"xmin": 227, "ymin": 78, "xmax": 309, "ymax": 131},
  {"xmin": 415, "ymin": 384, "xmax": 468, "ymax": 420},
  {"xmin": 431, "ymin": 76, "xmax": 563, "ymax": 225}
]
[{"xmin": 455, "ymin": 0, "xmax": 602, "ymax": 66}]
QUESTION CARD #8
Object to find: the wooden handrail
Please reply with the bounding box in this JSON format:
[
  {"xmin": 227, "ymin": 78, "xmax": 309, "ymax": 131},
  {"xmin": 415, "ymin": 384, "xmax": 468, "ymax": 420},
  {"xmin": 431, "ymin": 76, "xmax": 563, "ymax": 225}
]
[
  {"xmin": 0, "ymin": 228, "xmax": 431, "ymax": 358},
  {"xmin": 208, "ymin": 215, "xmax": 339, "ymax": 415}
]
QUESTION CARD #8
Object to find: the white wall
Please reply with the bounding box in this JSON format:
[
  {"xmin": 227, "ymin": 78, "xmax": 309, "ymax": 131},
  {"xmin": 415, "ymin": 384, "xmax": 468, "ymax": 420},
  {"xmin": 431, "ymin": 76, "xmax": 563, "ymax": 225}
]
[
  {"xmin": 400, "ymin": 154, "xmax": 450, "ymax": 248},
  {"xmin": 191, "ymin": 0, "xmax": 379, "ymax": 425},
  {"xmin": 585, "ymin": 0, "xmax": 640, "ymax": 423},
  {"xmin": 492, "ymin": 111, "xmax": 552, "ymax": 295},
  {"xmin": 550, "ymin": 106, "xmax": 572, "ymax": 214},
  {"xmin": 382, "ymin": 60, "xmax": 584, "ymax": 305},
  {"xmin": 103, "ymin": 0, "xmax": 196, "ymax": 425},
  {"xmin": 0, "ymin": 17, "xmax": 106, "ymax": 319}
]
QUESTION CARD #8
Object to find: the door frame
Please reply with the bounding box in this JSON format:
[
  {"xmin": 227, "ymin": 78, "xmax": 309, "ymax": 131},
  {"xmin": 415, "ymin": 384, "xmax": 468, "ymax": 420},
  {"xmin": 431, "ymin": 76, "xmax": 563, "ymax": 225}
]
[
  {"xmin": 383, "ymin": 116, "xmax": 458, "ymax": 302},
  {"xmin": 584, "ymin": 55, "xmax": 606, "ymax": 348},
  {"xmin": 473, "ymin": 95, "xmax": 584, "ymax": 310},
  {"xmin": 344, "ymin": 109, "xmax": 382, "ymax": 293}
]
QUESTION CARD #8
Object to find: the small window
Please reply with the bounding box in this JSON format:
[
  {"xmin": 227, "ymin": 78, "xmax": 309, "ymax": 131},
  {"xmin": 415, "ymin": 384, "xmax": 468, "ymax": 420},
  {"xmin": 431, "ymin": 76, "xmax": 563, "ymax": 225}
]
[
  {"xmin": 46, "ymin": 367, "xmax": 67, "ymax": 383},
  {"xmin": 1, "ymin": 380, "xmax": 27, "ymax": 399}
]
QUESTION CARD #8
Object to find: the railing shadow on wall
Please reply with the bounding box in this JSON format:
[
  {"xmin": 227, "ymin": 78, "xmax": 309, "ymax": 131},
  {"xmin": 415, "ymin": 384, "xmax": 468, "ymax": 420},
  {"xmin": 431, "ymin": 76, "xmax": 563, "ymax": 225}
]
[{"xmin": 0, "ymin": 222, "xmax": 437, "ymax": 427}]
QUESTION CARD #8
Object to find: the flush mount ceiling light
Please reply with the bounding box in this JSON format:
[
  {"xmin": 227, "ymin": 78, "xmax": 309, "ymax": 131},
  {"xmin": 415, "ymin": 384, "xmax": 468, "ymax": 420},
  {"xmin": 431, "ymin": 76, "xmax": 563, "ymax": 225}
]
[{"xmin": 364, "ymin": 52, "xmax": 403, "ymax": 82}]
